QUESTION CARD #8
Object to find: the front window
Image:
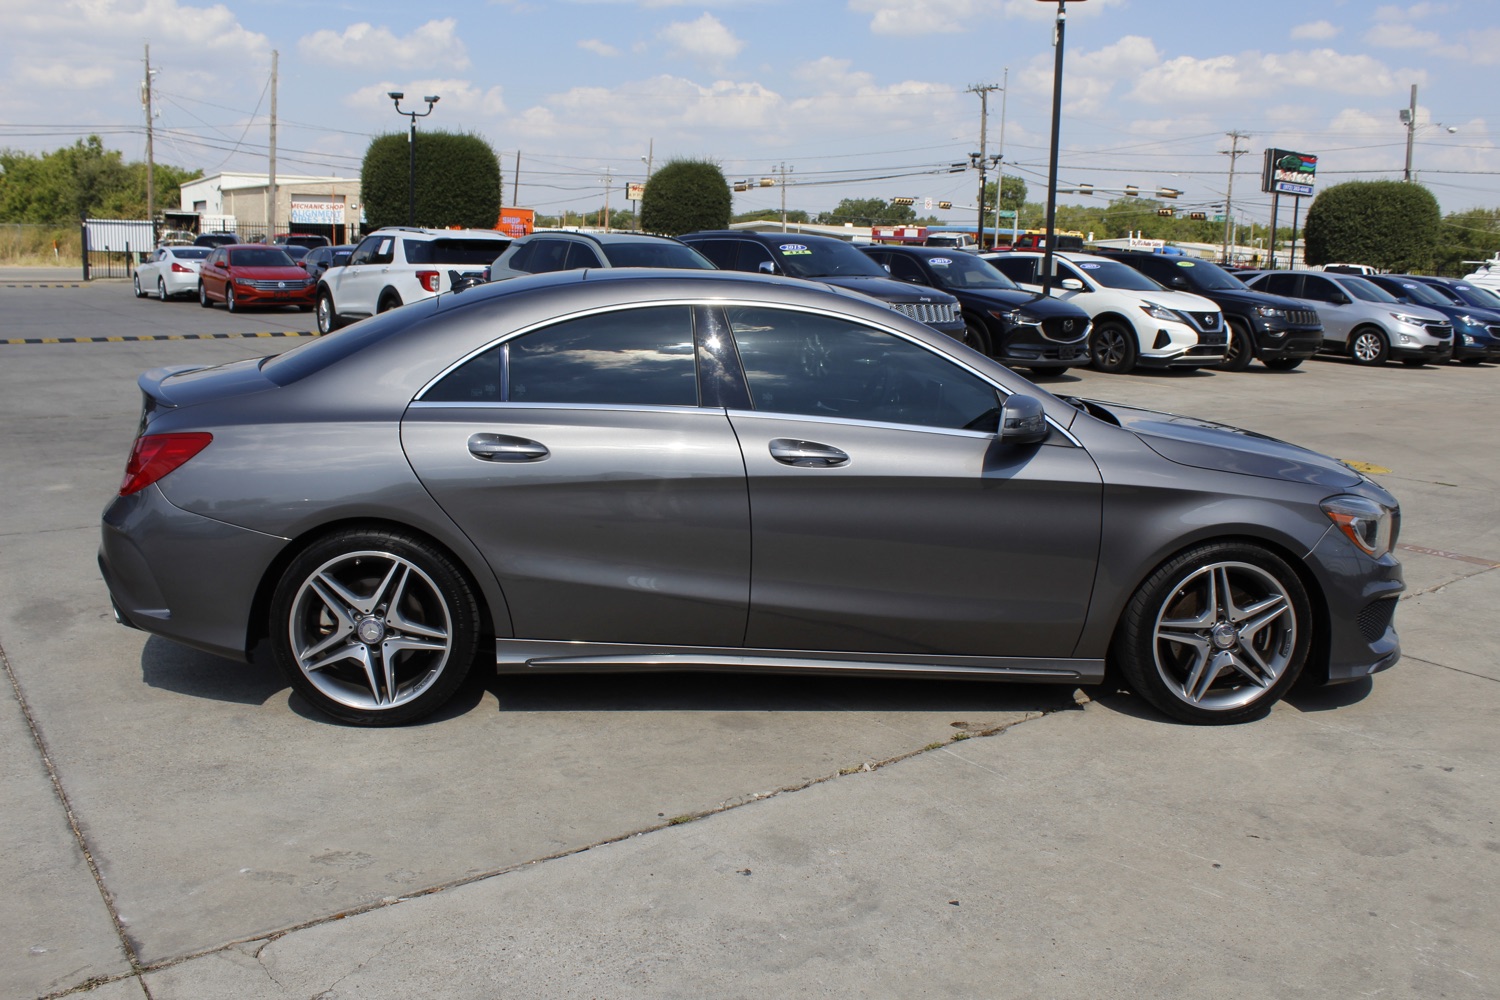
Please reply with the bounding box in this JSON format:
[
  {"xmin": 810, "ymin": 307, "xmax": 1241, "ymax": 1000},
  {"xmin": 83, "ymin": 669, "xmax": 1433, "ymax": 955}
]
[
  {"xmin": 600, "ymin": 241, "xmax": 715, "ymax": 269},
  {"xmin": 1337, "ymin": 277, "xmax": 1399, "ymax": 303},
  {"xmin": 921, "ymin": 253, "xmax": 1019, "ymax": 290},
  {"xmin": 726, "ymin": 305, "xmax": 1000, "ymax": 431},
  {"xmin": 1073, "ymin": 259, "xmax": 1163, "ymax": 292},
  {"xmin": 768, "ymin": 240, "xmax": 890, "ymax": 279},
  {"xmin": 1162, "ymin": 259, "xmax": 1245, "ymax": 291},
  {"xmin": 228, "ymin": 247, "xmax": 296, "ymax": 267}
]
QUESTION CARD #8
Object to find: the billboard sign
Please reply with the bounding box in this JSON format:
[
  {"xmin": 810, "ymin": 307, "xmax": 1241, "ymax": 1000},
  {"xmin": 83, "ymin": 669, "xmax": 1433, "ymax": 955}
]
[
  {"xmin": 1262, "ymin": 149, "xmax": 1318, "ymax": 197},
  {"xmin": 626, "ymin": 182, "xmax": 645, "ymax": 202},
  {"xmin": 290, "ymin": 199, "xmax": 346, "ymax": 225}
]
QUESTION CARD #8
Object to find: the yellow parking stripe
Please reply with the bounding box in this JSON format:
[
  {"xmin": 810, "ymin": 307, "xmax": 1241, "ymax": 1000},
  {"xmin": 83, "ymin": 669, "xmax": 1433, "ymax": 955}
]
[{"xmin": 2, "ymin": 330, "xmax": 321, "ymax": 345}]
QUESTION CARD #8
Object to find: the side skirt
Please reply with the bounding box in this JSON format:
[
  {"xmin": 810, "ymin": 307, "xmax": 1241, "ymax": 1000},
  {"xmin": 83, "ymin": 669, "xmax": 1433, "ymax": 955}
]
[{"xmin": 495, "ymin": 639, "xmax": 1105, "ymax": 685}]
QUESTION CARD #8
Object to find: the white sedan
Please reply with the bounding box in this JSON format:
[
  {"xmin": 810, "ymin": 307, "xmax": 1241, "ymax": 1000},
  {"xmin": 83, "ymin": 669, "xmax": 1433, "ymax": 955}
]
[{"xmin": 133, "ymin": 245, "xmax": 213, "ymax": 301}]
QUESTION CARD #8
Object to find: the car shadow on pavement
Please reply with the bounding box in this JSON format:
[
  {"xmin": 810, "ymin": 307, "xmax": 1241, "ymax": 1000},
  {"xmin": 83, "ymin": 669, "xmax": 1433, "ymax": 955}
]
[
  {"xmin": 1284, "ymin": 676, "xmax": 1374, "ymax": 713},
  {"xmin": 140, "ymin": 635, "xmax": 286, "ymax": 706}
]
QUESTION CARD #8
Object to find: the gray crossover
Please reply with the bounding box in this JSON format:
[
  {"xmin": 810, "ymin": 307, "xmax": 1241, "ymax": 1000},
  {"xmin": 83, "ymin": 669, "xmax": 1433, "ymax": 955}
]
[{"xmin": 100, "ymin": 269, "xmax": 1404, "ymax": 726}]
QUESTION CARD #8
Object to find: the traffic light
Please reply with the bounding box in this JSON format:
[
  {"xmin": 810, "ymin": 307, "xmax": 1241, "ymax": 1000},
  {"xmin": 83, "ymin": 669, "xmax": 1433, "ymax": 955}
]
[
  {"xmin": 733, "ymin": 182, "xmax": 748, "ymax": 192},
  {"xmin": 1188, "ymin": 211, "xmax": 1207, "ymax": 220},
  {"xmin": 1156, "ymin": 187, "xmax": 1183, "ymax": 199},
  {"xmin": 1156, "ymin": 208, "xmax": 1175, "ymax": 217},
  {"xmin": 759, "ymin": 178, "xmax": 775, "ymax": 187},
  {"xmin": 891, "ymin": 197, "xmax": 915, "ymax": 206},
  {"xmin": 938, "ymin": 201, "xmax": 952, "ymax": 210}
]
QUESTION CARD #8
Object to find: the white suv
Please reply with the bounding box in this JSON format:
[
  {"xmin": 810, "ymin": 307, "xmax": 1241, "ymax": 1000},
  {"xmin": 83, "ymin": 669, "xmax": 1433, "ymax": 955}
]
[
  {"xmin": 983, "ymin": 251, "xmax": 1227, "ymax": 373},
  {"xmin": 316, "ymin": 227, "xmax": 511, "ymax": 333}
]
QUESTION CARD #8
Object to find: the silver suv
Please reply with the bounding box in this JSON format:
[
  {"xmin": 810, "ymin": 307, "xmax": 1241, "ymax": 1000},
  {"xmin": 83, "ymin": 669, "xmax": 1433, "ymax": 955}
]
[
  {"xmin": 316, "ymin": 227, "xmax": 512, "ymax": 333},
  {"xmin": 1245, "ymin": 270, "xmax": 1453, "ymax": 366}
]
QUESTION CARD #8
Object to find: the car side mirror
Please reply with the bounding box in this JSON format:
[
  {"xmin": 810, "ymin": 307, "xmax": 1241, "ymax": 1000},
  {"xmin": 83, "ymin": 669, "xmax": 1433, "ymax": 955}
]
[
  {"xmin": 1168, "ymin": 276, "xmax": 1189, "ymax": 289},
  {"xmin": 999, "ymin": 393, "xmax": 1048, "ymax": 445},
  {"xmin": 1059, "ymin": 278, "xmax": 1084, "ymax": 291},
  {"xmin": 757, "ymin": 261, "xmax": 778, "ymax": 275}
]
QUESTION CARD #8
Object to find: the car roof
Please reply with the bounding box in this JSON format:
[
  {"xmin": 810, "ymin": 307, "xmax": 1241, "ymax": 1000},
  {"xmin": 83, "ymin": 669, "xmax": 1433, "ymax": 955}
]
[{"xmin": 682, "ymin": 230, "xmax": 852, "ymax": 246}]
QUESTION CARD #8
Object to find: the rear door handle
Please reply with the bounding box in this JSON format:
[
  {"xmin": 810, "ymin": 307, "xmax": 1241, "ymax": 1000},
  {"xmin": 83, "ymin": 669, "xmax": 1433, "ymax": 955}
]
[
  {"xmin": 768, "ymin": 438, "xmax": 849, "ymax": 468},
  {"xmin": 468, "ymin": 433, "xmax": 549, "ymax": 462}
]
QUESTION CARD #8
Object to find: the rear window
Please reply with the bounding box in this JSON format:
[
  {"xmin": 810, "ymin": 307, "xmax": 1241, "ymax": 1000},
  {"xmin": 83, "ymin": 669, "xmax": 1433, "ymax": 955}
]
[
  {"xmin": 404, "ymin": 238, "xmax": 512, "ymax": 265},
  {"xmin": 171, "ymin": 247, "xmax": 212, "ymax": 260}
]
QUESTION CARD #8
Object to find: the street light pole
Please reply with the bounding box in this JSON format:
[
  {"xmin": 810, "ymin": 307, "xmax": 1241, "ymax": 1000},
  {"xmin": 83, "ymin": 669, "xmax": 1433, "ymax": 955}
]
[
  {"xmin": 1039, "ymin": 0, "xmax": 1084, "ymax": 295},
  {"xmin": 388, "ymin": 92, "xmax": 439, "ymax": 226}
]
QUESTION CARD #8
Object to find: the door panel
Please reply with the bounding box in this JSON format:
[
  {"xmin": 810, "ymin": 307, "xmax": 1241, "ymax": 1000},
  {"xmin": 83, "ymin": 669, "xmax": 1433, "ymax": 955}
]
[
  {"xmin": 730, "ymin": 413, "xmax": 1103, "ymax": 656},
  {"xmin": 403, "ymin": 406, "xmax": 750, "ymax": 644}
]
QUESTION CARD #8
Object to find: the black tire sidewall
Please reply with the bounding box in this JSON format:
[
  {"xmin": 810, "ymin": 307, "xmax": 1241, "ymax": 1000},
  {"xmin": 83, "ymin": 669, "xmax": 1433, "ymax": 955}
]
[
  {"xmin": 269, "ymin": 528, "xmax": 483, "ymax": 726},
  {"xmin": 1090, "ymin": 322, "xmax": 1137, "ymax": 374},
  {"xmin": 1219, "ymin": 321, "xmax": 1255, "ymax": 372}
]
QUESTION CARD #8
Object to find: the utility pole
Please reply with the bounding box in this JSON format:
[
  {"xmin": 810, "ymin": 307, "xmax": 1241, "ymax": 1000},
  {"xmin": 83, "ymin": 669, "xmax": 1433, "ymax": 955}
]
[
  {"xmin": 513, "ymin": 150, "xmax": 520, "ymax": 205},
  {"xmin": 1403, "ymin": 83, "xmax": 1418, "ymax": 181},
  {"xmin": 776, "ymin": 162, "xmax": 793, "ymax": 232},
  {"xmin": 994, "ymin": 68, "xmax": 1008, "ymax": 244},
  {"xmin": 142, "ymin": 44, "xmax": 155, "ymax": 232},
  {"xmin": 966, "ymin": 83, "xmax": 1002, "ymax": 247},
  {"xmin": 601, "ymin": 166, "xmax": 614, "ymax": 231},
  {"xmin": 1221, "ymin": 129, "xmax": 1247, "ymax": 263},
  {"xmin": 268, "ymin": 50, "xmax": 278, "ymax": 240}
]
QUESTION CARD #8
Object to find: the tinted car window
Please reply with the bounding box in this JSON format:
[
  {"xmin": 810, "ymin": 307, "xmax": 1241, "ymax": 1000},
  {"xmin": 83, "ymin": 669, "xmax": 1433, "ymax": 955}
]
[
  {"xmin": 735, "ymin": 241, "xmax": 777, "ymax": 273},
  {"xmin": 1337, "ymin": 276, "xmax": 1399, "ymax": 303},
  {"xmin": 726, "ymin": 305, "xmax": 998, "ymax": 431},
  {"xmin": 885, "ymin": 255, "xmax": 929, "ymax": 284},
  {"xmin": 1373, "ymin": 278, "xmax": 1447, "ymax": 307},
  {"xmin": 687, "ymin": 239, "xmax": 738, "ymax": 269},
  {"xmin": 600, "ymin": 242, "xmax": 715, "ymax": 269},
  {"xmin": 565, "ymin": 242, "xmax": 605, "ymax": 269},
  {"xmin": 228, "ymin": 247, "xmax": 296, "ymax": 267},
  {"xmin": 425, "ymin": 306, "xmax": 699, "ymax": 406},
  {"xmin": 349, "ymin": 235, "xmax": 383, "ymax": 266},
  {"xmin": 172, "ymin": 247, "xmax": 211, "ymax": 260},
  {"xmin": 767, "ymin": 239, "xmax": 888, "ymax": 279},
  {"xmin": 1301, "ymin": 276, "xmax": 1344, "ymax": 303},
  {"xmin": 1072, "ymin": 259, "xmax": 1161, "ymax": 291},
  {"xmin": 988, "ymin": 257, "xmax": 1037, "ymax": 284},
  {"xmin": 405, "ymin": 238, "xmax": 511, "ymax": 266},
  {"xmin": 924, "ymin": 254, "xmax": 1017, "ymax": 290},
  {"xmin": 526, "ymin": 239, "xmax": 573, "ymax": 274},
  {"xmin": 1257, "ymin": 274, "xmax": 1299, "ymax": 297},
  {"xmin": 368, "ymin": 237, "xmax": 395, "ymax": 266},
  {"xmin": 1165, "ymin": 259, "xmax": 1246, "ymax": 291}
]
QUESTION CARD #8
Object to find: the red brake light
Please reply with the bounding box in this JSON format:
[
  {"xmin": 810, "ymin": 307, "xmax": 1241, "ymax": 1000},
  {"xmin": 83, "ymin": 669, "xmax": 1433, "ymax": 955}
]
[
  {"xmin": 418, "ymin": 270, "xmax": 440, "ymax": 293},
  {"xmin": 120, "ymin": 433, "xmax": 212, "ymax": 496},
  {"xmin": 171, "ymin": 262, "xmax": 193, "ymax": 273}
]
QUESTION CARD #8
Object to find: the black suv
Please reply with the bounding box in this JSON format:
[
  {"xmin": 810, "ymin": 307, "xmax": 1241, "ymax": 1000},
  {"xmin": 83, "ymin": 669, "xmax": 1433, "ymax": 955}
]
[
  {"xmin": 679, "ymin": 231, "xmax": 968, "ymax": 343},
  {"xmin": 1093, "ymin": 250, "xmax": 1322, "ymax": 371},
  {"xmin": 860, "ymin": 244, "xmax": 1092, "ymax": 375}
]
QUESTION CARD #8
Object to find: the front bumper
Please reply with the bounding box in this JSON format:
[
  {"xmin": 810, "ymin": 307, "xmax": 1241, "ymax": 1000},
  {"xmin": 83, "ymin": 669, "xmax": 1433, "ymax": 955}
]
[
  {"xmin": 1305, "ymin": 528, "xmax": 1405, "ymax": 684},
  {"xmin": 1255, "ymin": 322, "xmax": 1323, "ymax": 360},
  {"xmin": 229, "ymin": 282, "xmax": 317, "ymax": 307}
]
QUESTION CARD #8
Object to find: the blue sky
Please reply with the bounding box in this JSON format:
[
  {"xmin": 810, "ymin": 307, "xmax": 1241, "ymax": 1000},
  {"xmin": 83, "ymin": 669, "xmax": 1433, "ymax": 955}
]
[{"xmin": 1, "ymin": 0, "xmax": 1495, "ymax": 227}]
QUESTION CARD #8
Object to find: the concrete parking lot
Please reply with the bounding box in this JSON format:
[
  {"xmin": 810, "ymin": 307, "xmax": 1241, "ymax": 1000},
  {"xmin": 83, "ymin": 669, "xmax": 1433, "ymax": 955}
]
[{"xmin": 3, "ymin": 273, "xmax": 1497, "ymax": 999}]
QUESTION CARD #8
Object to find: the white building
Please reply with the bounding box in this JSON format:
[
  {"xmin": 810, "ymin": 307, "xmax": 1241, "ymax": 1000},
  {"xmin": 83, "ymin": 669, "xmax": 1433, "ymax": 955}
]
[{"xmin": 176, "ymin": 172, "xmax": 363, "ymax": 243}]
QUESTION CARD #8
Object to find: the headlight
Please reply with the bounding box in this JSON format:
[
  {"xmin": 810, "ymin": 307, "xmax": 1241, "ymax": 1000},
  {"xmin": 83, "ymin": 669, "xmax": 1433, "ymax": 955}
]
[
  {"xmin": 988, "ymin": 308, "xmax": 1021, "ymax": 324},
  {"xmin": 1012, "ymin": 310, "xmax": 1043, "ymax": 326},
  {"xmin": 1254, "ymin": 305, "xmax": 1285, "ymax": 319},
  {"xmin": 1390, "ymin": 312, "xmax": 1428, "ymax": 327},
  {"xmin": 1140, "ymin": 301, "xmax": 1177, "ymax": 322},
  {"xmin": 1321, "ymin": 495, "xmax": 1396, "ymax": 559}
]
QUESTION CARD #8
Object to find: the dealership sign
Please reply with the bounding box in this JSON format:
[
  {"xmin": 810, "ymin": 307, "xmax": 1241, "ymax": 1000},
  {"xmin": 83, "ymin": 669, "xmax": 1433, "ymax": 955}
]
[{"xmin": 1262, "ymin": 149, "xmax": 1318, "ymax": 197}]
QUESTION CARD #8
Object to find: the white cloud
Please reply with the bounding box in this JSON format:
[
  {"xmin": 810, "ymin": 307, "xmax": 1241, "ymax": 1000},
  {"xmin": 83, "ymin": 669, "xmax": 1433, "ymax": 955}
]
[
  {"xmin": 657, "ymin": 13, "xmax": 743, "ymax": 65},
  {"xmin": 1364, "ymin": 23, "xmax": 1440, "ymax": 48},
  {"xmin": 298, "ymin": 20, "xmax": 470, "ymax": 71},
  {"xmin": 347, "ymin": 80, "xmax": 506, "ymax": 118},
  {"xmin": 848, "ymin": 0, "xmax": 1126, "ymax": 35},
  {"xmin": 1290, "ymin": 20, "xmax": 1339, "ymax": 41},
  {"xmin": 1131, "ymin": 49, "xmax": 1403, "ymax": 104},
  {"xmin": 578, "ymin": 39, "xmax": 620, "ymax": 57}
]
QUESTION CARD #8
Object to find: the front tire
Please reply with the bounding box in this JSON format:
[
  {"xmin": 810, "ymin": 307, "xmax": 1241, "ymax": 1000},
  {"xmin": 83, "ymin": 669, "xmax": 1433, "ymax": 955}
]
[
  {"xmin": 225, "ymin": 285, "xmax": 238, "ymax": 313},
  {"xmin": 269, "ymin": 529, "xmax": 481, "ymax": 726},
  {"xmin": 1113, "ymin": 542, "xmax": 1311, "ymax": 725},
  {"xmin": 1089, "ymin": 320, "xmax": 1138, "ymax": 374},
  {"xmin": 1218, "ymin": 320, "xmax": 1255, "ymax": 372},
  {"xmin": 1349, "ymin": 327, "xmax": 1389, "ymax": 366},
  {"xmin": 960, "ymin": 321, "xmax": 991, "ymax": 356}
]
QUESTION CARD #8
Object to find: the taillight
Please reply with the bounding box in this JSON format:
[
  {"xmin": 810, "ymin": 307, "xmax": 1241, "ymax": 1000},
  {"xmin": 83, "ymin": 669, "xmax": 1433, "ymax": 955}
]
[
  {"xmin": 418, "ymin": 270, "xmax": 441, "ymax": 293},
  {"xmin": 171, "ymin": 262, "xmax": 193, "ymax": 273},
  {"xmin": 120, "ymin": 433, "xmax": 212, "ymax": 496}
]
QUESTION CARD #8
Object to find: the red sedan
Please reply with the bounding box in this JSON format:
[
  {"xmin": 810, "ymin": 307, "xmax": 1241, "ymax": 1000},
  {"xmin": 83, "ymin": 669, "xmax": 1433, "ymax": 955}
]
[{"xmin": 198, "ymin": 244, "xmax": 316, "ymax": 312}]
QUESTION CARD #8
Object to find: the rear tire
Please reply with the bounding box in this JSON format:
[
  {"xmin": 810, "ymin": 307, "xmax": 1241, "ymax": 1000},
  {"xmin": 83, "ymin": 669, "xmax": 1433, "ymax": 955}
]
[
  {"xmin": 1113, "ymin": 541, "xmax": 1311, "ymax": 725},
  {"xmin": 269, "ymin": 528, "xmax": 481, "ymax": 726},
  {"xmin": 133, "ymin": 274, "xmax": 145, "ymax": 298},
  {"xmin": 157, "ymin": 278, "xmax": 168, "ymax": 302},
  {"xmin": 1089, "ymin": 320, "xmax": 1138, "ymax": 374},
  {"xmin": 1349, "ymin": 327, "xmax": 1389, "ymax": 366},
  {"xmin": 199, "ymin": 282, "xmax": 213, "ymax": 308},
  {"xmin": 377, "ymin": 292, "xmax": 402, "ymax": 314},
  {"xmin": 317, "ymin": 291, "xmax": 342, "ymax": 334}
]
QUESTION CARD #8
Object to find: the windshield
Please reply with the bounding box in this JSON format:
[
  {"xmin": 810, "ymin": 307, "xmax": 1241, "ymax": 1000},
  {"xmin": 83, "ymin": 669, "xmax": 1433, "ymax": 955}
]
[
  {"xmin": 1073, "ymin": 259, "xmax": 1163, "ymax": 291},
  {"xmin": 228, "ymin": 247, "xmax": 296, "ymax": 267},
  {"xmin": 1339, "ymin": 276, "xmax": 1400, "ymax": 303},
  {"xmin": 1165, "ymin": 259, "xmax": 1245, "ymax": 291},
  {"xmin": 601, "ymin": 242, "xmax": 716, "ymax": 269},
  {"xmin": 773, "ymin": 240, "xmax": 889, "ymax": 279},
  {"xmin": 1454, "ymin": 283, "xmax": 1500, "ymax": 310},
  {"xmin": 1382, "ymin": 279, "xmax": 1448, "ymax": 307},
  {"xmin": 922, "ymin": 254, "xmax": 1019, "ymax": 290},
  {"xmin": 405, "ymin": 238, "xmax": 511, "ymax": 265}
]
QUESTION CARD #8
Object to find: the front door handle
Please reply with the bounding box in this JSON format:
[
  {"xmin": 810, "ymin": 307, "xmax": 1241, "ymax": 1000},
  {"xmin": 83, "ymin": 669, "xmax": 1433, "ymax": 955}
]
[
  {"xmin": 468, "ymin": 433, "xmax": 549, "ymax": 462},
  {"xmin": 768, "ymin": 438, "xmax": 849, "ymax": 468}
]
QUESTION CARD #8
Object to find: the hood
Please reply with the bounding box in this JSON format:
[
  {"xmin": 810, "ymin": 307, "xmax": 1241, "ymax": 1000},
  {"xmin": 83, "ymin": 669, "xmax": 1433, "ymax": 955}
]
[
  {"xmin": 1129, "ymin": 287, "xmax": 1220, "ymax": 313},
  {"xmin": 1090, "ymin": 400, "xmax": 1363, "ymax": 489},
  {"xmin": 947, "ymin": 287, "xmax": 1090, "ymax": 319},
  {"xmin": 819, "ymin": 274, "xmax": 958, "ymax": 306}
]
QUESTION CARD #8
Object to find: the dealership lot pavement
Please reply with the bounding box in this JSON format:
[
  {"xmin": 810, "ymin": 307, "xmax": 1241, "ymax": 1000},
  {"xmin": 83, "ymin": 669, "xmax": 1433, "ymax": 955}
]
[{"xmin": 2, "ymin": 275, "xmax": 1497, "ymax": 998}]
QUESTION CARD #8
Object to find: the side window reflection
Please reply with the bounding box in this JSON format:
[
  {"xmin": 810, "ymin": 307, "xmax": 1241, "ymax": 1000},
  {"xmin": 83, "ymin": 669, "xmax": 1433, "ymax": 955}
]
[
  {"xmin": 425, "ymin": 305, "xmax": 699, "ymax": 407},
  {"xmin": 725, "ymin": 306, "xmax": 1000, "ymax": 431}
]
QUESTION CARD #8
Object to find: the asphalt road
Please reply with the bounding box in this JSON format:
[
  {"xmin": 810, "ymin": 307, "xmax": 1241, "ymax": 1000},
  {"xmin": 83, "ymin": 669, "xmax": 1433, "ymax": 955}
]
[{"xmin": 3, "ymin": 272, "xmax": 1498, "ymax": 999}]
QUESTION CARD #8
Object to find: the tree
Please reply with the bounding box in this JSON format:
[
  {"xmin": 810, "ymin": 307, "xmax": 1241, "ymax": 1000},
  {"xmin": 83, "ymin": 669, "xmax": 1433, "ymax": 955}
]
[
  {"xmin": 639, "ymin": 159, "xmax": 731, "ymax": 235},
  {"xmin": 0, "ymin": 137, "xmax": 198, "ymax": 223},
  {"xmin": 361, "ymin": 131, "xmax": 500, "ymax": 230},
  {"xmin": 733, "ymin": 207, "xmax": 811, "ymax": 225},
  {"xmin": 1435, "ymin": 208, "xmax": 1500, "ymax": 275},
  {"xmin": 1303, "ymin": 180, "xmax": 1441, "ymax": 272},
  {"xmin": 816, "ymin": 197, "xmax": 915, "ymax": 227}
]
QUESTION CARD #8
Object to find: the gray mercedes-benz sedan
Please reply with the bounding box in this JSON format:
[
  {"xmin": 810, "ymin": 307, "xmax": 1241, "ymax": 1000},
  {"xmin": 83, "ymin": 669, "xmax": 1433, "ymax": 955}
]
[{"xmin": 99, "ymin": 268, "xmax": 1403, "ymax": 726}]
